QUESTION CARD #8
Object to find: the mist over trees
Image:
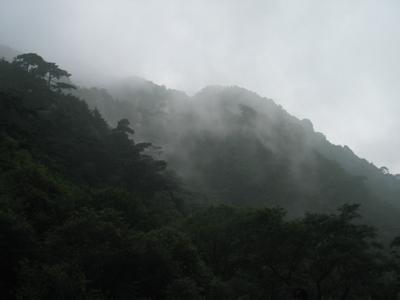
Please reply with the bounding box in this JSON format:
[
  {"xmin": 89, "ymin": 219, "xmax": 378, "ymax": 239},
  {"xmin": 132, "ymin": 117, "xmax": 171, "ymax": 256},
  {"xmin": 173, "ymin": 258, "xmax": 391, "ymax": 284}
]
[
  {"xmin": 76, "ymin": 75, "xmax": 400, "ymax": 239},
  {"xmin": 2, "ymin": 51, "xmax": 400, "ymax": 299}
]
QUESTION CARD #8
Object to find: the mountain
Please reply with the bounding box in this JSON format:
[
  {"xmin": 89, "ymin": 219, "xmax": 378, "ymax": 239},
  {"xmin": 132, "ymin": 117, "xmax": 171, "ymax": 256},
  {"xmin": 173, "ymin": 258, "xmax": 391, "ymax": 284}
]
[
  {"xmin": 2, "ymin": 45, "xmax": 398, "ymax": 213},
  {"xmin": 2, "ymin": 51, "xmax": 400, "ymax": 299},
  {"xmin": 75, "ymin": 78, "xmax": 400, "ymax": 238}
]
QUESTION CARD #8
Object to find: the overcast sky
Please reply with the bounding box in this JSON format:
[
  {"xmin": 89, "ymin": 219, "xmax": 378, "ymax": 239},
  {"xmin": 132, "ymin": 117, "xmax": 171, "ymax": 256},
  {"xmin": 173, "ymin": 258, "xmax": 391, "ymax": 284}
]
[{"xmin": 1, "ymin": 0, "xmax": 400, "ymax": 172}]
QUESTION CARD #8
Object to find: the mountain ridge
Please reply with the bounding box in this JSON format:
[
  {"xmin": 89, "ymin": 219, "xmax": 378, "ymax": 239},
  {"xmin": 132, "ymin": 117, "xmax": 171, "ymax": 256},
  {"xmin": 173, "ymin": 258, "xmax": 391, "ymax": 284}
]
[
  {"xmin": 1, "ymin": 45, "xmax": 398, "ymax": 229},
  {"xmin": 2, "ymin": 50, "xmax": 400, "ymax": 299},
  {"xmin": 74, "ymin": 77, "xmax": 400, "ymax": 236}
]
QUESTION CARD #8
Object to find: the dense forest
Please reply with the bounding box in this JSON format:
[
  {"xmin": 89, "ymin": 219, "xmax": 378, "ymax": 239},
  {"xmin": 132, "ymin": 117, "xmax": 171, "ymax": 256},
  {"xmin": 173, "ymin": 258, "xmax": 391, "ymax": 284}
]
[{"xmin": 1, "ymin": 52, "xmax": 400, "ymax": 299}]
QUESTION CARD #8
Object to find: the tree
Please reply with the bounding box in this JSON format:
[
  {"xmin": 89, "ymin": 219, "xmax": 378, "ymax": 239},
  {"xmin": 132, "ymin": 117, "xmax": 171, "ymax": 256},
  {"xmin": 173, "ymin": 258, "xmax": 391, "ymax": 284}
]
[
  {"xmin": 13, "ymin": 53, "xmax": 71, "ymax": 88},
  {"xmin": 55, "ymin": 82, "xmax": 76, "ymax": 92},
  {"xmin": 299, "ymin": 204, "xmax": 385, "ymax": 300},
  {"xmin": 13, "ymin": 53, "xmax": 46, "ymax": 76},
  {"xmin": 45, "ymin": 62, "xmax": 71, "ymax": 88},
  {"xmin": 116, "ymin": 118, "xmax": 134, "ymax": 135}
]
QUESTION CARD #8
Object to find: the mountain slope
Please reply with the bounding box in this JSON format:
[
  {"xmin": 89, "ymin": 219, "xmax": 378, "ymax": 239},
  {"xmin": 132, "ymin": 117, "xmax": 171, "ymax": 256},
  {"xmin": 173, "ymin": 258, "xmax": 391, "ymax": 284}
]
[
  {"xmin": 75, "ymin": 80, "xmax": 400, "ymax": 236},
  {"xmin": 0, "ymin": 56, "xmax": 202, "ymax": 299},
  {"xmin": 2, "ymin": 53, "xmax": 400, "ymax": 299}
]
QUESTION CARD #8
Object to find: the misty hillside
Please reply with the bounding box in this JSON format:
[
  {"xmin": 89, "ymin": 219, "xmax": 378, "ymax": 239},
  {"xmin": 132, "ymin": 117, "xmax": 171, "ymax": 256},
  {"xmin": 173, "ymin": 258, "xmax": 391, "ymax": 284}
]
[
  {"xmin": 3, "ymin": 44, "xmax": 398, "ymax": 231},
  {"xmin": 2, "ymin": 51, "xmax": 400, "ymax": 299},
  {"xmin": 5, "ymin": 0, "xmax": 400, "ymax": 298},
  {"xmin": 75, "ymin": 75, "xmax": 400, "ymax": 236}
]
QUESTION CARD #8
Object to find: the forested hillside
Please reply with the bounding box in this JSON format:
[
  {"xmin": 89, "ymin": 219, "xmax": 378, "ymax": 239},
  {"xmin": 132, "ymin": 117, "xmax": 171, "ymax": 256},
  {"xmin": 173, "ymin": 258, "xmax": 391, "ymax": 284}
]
[
  {"xmin": 76, "ymin": 76, "xmax": 400, "ymax": 237},
  {"xmin": 2, "ymin": 53, "xmax": 400, "ymax": 299}
]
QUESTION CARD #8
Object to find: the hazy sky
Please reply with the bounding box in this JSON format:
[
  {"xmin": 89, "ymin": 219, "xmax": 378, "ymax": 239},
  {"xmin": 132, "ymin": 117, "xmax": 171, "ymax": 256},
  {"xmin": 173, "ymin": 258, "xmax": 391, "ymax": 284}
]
[{"xmin": 1, "ymin": 0, "xmax": 400, "ymax": 172}]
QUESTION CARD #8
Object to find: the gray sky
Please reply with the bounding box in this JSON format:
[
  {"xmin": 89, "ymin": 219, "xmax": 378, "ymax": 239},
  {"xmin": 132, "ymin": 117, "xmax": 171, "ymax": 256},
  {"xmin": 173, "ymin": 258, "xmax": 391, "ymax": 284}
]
[{"xmin": 1, "ymin": 0, "xmax": 400, "ymax": 172}]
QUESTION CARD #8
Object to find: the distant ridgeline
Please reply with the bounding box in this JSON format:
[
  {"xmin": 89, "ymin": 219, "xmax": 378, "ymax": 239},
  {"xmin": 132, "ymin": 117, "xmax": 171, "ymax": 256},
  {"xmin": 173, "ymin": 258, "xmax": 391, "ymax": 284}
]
[{"xmin": 2, "ymin": 51, "xmax": 400, "ymax": 299}]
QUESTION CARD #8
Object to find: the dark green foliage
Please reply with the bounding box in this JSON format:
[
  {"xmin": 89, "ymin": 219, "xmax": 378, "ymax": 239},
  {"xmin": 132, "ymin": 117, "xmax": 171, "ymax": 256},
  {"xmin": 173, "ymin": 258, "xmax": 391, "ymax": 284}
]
[
  {"xmin": 13, "ymin": 53, "xmax": 71, "ymax": 88},
  {"xmin": 0, "ymin": 57, "xmax": 196, "ymax": 299},
  {"xmin": 185, "ymin": 205, "xmax": 397, "ymax": 299},
  {"xmin": 13, "ymin": 53, "xmax": 47, "ymax": 76},
  {"xmin": 1, "ymin": 54, "xmax": 400, "ymax": 299}
]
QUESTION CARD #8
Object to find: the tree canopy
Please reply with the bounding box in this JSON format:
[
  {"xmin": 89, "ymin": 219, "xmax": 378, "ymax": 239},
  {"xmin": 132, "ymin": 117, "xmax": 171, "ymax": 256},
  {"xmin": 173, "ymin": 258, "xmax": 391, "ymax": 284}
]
[{"xmin": 13, "ymin": 53, "xmax": 71, "ymax": 88}]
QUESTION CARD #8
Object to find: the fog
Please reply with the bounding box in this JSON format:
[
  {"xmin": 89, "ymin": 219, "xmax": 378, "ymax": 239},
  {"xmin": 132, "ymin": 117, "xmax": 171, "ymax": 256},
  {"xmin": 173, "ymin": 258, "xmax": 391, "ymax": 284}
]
[{"xmin": 1, "ymin": 0, "xmax": 400, "ymax": 172}]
